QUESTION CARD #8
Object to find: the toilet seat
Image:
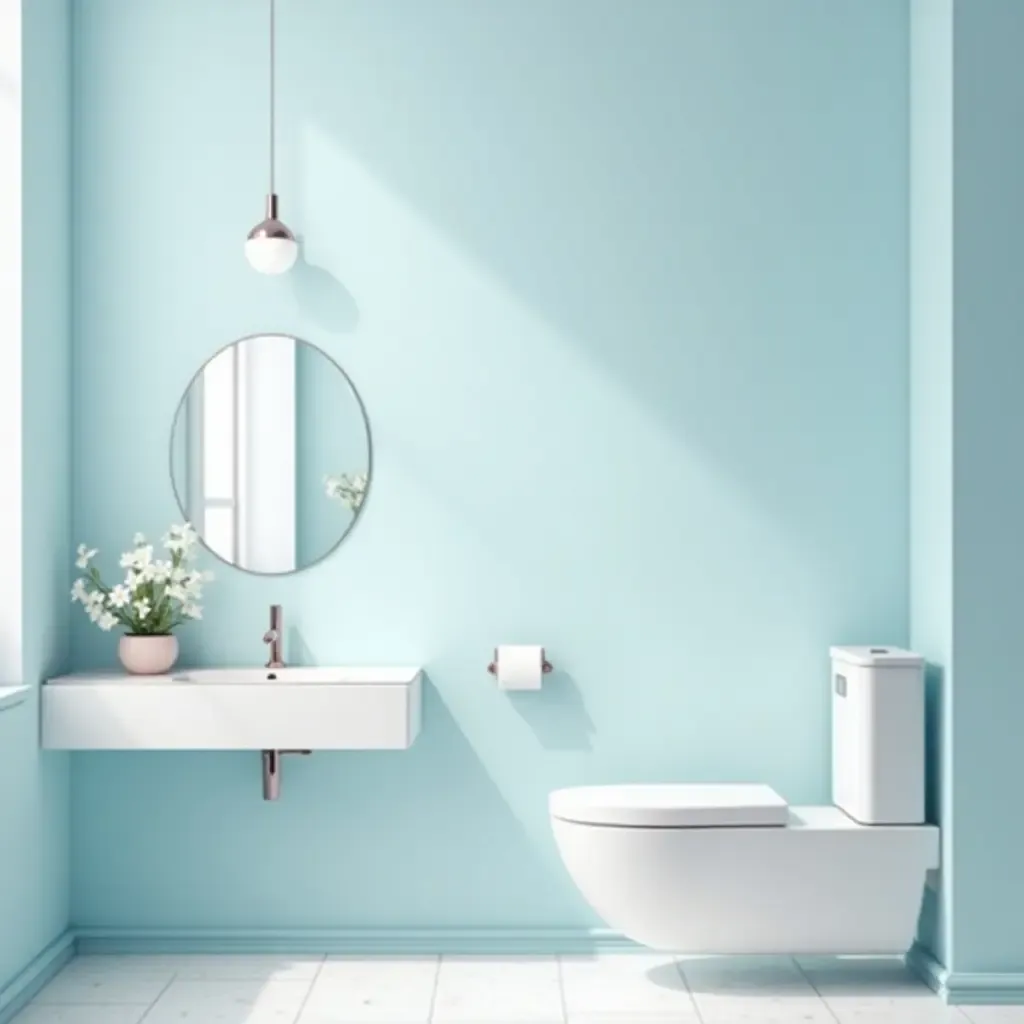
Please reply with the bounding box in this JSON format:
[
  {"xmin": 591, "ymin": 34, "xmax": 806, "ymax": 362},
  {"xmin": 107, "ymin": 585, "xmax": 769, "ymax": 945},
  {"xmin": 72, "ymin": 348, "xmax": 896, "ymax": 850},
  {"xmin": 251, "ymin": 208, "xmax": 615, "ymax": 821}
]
[{"xmin": 549, "ymin": 783, "xmax": 789, "ymax": 828}]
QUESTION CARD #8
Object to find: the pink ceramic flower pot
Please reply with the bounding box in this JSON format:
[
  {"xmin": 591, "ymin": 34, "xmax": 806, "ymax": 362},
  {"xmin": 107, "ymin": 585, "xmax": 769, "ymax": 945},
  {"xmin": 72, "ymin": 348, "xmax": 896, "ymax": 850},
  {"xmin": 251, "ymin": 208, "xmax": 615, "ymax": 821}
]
[{"xmin": 118, "ymin": 634, "xmax": 179, "ymax": 675}]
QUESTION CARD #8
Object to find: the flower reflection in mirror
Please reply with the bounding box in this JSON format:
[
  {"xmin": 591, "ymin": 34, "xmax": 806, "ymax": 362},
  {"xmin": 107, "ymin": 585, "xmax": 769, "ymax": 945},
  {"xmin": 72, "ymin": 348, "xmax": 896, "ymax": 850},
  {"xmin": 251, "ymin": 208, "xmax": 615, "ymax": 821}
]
[{"xmin": 325, "ymin": 471, "xmax": 368, "ymax": 512}]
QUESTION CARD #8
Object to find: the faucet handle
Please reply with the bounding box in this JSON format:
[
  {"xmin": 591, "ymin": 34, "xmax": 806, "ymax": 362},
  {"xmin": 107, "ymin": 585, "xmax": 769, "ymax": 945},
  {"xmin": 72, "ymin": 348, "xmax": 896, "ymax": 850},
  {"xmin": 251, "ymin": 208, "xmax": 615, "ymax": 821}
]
[{"xmin": 265, "ymin": 605, "xmax": 284, "ymax": 668}]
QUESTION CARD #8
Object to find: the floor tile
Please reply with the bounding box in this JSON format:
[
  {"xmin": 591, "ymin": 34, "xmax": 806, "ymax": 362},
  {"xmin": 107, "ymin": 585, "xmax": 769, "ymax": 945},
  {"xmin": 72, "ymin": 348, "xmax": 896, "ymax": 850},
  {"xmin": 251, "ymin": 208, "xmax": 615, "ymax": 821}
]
[
  {"xmin": 560, "ymin": 954, "xmax": 697, "ymax": 1017},
  {"xmin": 680, "ymin": 959, "xmax": 837, "ymax": 1023},
  {"xmin": 821, "ymin": 993, "xmax": 970, "ymax": 1023},
  {"xmin": 19, "ymin": 951, "xmax": 994, "ymax": 1024},
  {"xmin": 11, "ymin": 1008, "xmax": 149, "ymax": 1024},
  {"xmin": 691, "ymin": 994, "xmax": 838, "ymax": 1023},
  {"xmin": 432, "ymin": 955, "xmax": 563, "ymax": 1023},
  {"xmin": 798, "ymin": 957, "xmax": 932, "ymax": 997},
  {"xmin": 143, "ymin": 979, "xmax": 312, "ymax": 1024},
  {"xmin": 30, "ymin": 962, "xmax": 172, "ymax": 1006},
  {"xmin": 299, "ymin": 956, "xmax": 438, "ymax": 1023},
  {"xmin": 168, "ymin": 953, "xmax": 325, "ymax": 981},
  {"xmin": 796, "ymin": 956, "xmax": 972, "ymax": 1022},
  {"xmin": 567, "ymin": 1017, "xmax": 701, "ymax": 1024},
  {"xmin": 680, "ymin": 957, "xmax": 816, "ymax": 996}
]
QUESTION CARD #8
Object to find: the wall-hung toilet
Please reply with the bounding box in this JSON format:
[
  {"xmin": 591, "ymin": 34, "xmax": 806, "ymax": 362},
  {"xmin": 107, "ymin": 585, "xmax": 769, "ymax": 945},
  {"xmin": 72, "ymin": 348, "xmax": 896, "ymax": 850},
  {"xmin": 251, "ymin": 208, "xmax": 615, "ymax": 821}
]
[{"xmin": 549, "ymin": 647, "xmax": 939, "ymax": 955}]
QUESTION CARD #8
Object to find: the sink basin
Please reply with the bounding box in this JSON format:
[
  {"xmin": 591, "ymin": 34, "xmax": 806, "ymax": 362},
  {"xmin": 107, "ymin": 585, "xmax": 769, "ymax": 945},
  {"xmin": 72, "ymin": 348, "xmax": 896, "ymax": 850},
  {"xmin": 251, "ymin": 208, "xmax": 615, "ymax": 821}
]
[
  {"xmin": 174, "ymin": 667, "xmax": 419, "ymax": 686},
  {"xmin": 42, "ymin": 668, "xmax": 422, "ymax": 751}
]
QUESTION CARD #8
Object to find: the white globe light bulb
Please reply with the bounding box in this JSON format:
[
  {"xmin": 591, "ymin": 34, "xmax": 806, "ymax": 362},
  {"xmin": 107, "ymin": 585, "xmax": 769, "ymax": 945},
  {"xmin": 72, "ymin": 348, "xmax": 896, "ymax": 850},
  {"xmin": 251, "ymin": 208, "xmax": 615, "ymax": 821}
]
[
  {"xmin": 245, "ymin": 235, "xmax": 298, "ymax": 275},
  {"xmin": 245, "ymin": 194, "xmax": 299, "ymax": 275}
]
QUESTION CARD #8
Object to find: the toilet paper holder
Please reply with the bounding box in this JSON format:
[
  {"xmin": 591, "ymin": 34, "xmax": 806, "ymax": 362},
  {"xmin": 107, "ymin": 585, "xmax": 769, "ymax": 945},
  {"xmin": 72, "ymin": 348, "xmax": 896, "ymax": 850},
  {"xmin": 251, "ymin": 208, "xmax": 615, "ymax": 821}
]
[{"xmin": 487, "ymin": 648, "xmax": 554, "ymax": 676}]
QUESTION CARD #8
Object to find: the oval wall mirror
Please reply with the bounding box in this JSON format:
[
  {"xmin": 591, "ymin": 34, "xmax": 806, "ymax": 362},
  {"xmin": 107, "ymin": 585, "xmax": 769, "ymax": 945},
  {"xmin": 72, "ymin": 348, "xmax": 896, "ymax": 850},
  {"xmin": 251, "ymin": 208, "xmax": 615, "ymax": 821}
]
[{"xmin": 169, "ymin": 334, "xmax": 371, "ymax": 574}]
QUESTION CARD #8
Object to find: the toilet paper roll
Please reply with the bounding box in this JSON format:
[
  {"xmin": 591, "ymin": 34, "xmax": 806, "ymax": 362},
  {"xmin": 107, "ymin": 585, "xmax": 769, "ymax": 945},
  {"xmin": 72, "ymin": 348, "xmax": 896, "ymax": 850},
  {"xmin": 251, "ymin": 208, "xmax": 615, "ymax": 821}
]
[{"xmin": 495, "ymin": 645, "xmax": 545, "ymax": 690}]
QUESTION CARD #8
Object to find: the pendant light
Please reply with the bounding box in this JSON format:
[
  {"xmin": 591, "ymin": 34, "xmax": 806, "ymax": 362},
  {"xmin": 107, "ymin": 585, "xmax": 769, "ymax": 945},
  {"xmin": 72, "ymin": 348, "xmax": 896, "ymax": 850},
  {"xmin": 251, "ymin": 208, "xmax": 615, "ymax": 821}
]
[{"xmin": 245, "ymin": 0, "xmax": 299, "ymax": 274}]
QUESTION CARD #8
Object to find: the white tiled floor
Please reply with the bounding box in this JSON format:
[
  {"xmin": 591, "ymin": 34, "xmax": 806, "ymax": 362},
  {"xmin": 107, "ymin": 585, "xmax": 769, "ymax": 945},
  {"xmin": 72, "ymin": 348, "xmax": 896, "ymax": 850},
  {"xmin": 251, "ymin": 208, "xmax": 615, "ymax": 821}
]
[{"xmin": 11, "ymin": 953, "xmax": 1024, "ymax": 1023}]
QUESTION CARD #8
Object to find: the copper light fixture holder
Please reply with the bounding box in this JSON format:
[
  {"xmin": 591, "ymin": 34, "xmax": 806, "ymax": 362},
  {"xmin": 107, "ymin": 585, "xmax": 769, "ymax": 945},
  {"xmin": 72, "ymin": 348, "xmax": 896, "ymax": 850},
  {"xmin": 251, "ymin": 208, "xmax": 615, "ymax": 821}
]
[{"xmin": 247, "ymin": 194, "xmax": 297, "ymax": 245}]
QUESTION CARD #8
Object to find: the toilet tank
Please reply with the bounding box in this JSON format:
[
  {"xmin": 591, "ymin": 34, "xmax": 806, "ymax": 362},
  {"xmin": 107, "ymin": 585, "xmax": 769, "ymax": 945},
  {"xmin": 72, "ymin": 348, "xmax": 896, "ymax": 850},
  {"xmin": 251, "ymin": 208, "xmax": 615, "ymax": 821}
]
[{"xmin": 830, "ymin": 646, "xmax": 925, "ymax": 825}]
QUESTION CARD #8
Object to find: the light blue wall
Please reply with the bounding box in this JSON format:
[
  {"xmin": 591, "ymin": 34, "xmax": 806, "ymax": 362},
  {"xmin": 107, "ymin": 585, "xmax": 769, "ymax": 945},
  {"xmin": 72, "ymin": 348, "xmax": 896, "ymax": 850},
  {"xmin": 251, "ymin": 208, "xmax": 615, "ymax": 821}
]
[
  {"xmin": 910, "ymin": 0, "xmax": 1024, "ymax": 979},
  {"xmin": 909, "ymin": 0, "xmax": 953, "ymax": 970},
  {"xmin": 949, "ymin": 0, "xmax": 1024, "ymax": 975},
  {"xmin": 69, "ymin": 0, "xmax": 909, "ymax": 930},
  {"xmin": 0, "ymin": 0, "xmax": 71, "ymax": 990}
]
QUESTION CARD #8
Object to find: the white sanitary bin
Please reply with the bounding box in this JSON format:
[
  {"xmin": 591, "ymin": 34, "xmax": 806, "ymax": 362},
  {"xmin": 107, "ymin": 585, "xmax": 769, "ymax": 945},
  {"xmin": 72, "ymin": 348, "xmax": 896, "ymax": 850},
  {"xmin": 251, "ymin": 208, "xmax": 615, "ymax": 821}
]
[{"xmin": 830, "ymin": 645, "xmax": 925, "ymax": 825}]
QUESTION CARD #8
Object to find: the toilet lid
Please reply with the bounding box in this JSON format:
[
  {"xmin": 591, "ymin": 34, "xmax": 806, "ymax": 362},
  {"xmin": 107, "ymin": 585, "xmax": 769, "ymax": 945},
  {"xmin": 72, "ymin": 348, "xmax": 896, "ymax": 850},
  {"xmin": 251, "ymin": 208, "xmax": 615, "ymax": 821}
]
[{"xmin": 549, "ymin": 783, "xmax": 789, "ymax": 828}]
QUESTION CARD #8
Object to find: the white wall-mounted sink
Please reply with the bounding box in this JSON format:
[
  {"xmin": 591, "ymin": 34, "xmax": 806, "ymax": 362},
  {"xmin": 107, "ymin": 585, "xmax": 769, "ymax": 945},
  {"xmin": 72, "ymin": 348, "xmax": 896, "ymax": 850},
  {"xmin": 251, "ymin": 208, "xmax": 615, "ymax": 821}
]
[
  {"xmin": 42, "ymin": 668, "xmax": 422, "ymax": 751},
  {"xmin": 173, "ymin": 667, "xmax": 415, "ymax": 686}
]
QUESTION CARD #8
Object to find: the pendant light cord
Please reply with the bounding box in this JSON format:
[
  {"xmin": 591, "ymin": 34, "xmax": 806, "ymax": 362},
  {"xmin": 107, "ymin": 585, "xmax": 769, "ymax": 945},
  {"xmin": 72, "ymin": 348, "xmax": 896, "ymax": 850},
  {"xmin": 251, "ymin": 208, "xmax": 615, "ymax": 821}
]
[{"xmin": 269, "ymin": 0, "xmax": 276, "ymax": 195}]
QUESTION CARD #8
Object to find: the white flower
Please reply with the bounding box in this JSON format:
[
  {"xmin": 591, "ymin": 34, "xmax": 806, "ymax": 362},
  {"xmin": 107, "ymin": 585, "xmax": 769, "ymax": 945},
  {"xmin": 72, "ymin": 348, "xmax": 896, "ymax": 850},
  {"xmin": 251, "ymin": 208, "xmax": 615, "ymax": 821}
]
[
  {"xmin": 120, "ymin": 544, "xmax": 153, "ymax": 570},
  {"xmin": 163, "ymin": 522, "xmax": 199, "ymax": 555},
  {"xmin": 75, "ymin": 544, "xmax": 98, "ymax": 570},
  {"xmin": 84, "ymin": 593, "xmax": 106, "ymax": 621},
  {"xmin": 76, "ymin": 522, "xmax": 212, "ymax": 637}
]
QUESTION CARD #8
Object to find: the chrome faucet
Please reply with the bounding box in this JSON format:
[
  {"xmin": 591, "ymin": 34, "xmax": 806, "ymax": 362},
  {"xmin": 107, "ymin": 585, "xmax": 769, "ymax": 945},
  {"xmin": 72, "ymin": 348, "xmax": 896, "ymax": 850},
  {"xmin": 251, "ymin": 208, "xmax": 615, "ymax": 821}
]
[{"xmin": 263, "ymin": 604, "xmax": 284, "ymax": 668}]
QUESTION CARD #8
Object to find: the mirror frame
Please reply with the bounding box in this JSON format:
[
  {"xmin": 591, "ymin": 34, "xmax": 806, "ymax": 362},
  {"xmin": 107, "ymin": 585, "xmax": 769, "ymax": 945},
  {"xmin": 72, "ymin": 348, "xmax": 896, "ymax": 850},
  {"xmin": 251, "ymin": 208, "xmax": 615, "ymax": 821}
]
[{"xmin": 167, "ymin": 332, "xmax": 373, "ymax": 576}]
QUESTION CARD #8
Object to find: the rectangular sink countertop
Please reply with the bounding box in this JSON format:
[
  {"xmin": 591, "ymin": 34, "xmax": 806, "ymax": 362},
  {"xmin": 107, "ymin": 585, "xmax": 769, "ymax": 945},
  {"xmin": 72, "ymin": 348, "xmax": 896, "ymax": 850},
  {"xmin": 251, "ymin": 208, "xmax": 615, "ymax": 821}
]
[{"xmin": 46, "ymin": 667, "xmax": 422, "ymax": 686}]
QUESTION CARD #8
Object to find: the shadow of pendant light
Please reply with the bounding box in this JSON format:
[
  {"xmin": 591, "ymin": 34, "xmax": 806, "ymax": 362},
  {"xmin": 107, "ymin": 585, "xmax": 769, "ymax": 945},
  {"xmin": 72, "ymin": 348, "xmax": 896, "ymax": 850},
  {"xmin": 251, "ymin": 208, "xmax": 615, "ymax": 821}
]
[{"xmin": 245, "ymin": 0, "xmax": 299, "ymax": 274}]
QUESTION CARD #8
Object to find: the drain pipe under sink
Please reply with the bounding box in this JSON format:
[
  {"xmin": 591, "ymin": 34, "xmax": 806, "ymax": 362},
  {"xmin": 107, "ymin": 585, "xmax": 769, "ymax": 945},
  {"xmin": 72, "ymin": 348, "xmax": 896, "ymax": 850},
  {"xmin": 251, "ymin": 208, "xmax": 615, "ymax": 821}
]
[{"xmin": 261, "ymin": 749, "xmax": 312, "ymax": 800}]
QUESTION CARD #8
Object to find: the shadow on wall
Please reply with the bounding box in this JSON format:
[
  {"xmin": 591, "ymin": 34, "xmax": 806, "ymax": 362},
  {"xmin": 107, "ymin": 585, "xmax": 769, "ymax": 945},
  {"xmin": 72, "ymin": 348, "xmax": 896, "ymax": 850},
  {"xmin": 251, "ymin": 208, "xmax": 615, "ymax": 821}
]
[
  {"xmin": 273, "ymin": 1, "xmax": 910, "ymax": 762},
  {"xmin": 71, "ymin": 675, "xmax": 589, "ymax": 928},
  {"xmin": 284, "ymin": 0, "xmax": 908, "ymax": 577},
  {"xmin": 290, "ymin": 249, "xmax": 360, "ymax": 335},
  {"xmin": 507, "ymin": 671, "xmax": 595, "ymax": 752},
  {"xmin": 287, "ymin": 626, "xmax": 315, "ymax": 668}
]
